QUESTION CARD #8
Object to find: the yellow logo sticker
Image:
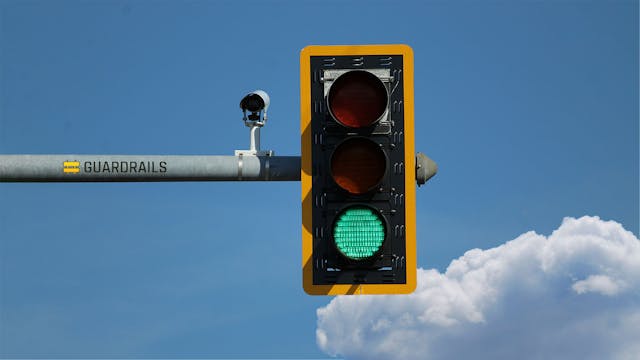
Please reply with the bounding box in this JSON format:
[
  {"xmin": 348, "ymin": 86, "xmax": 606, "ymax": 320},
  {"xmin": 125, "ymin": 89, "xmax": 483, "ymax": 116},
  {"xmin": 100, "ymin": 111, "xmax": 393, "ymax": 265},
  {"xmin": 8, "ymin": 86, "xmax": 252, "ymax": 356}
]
[{"xmin": 63, "ymin": 161, "xmax": 80, "ymax": 174}]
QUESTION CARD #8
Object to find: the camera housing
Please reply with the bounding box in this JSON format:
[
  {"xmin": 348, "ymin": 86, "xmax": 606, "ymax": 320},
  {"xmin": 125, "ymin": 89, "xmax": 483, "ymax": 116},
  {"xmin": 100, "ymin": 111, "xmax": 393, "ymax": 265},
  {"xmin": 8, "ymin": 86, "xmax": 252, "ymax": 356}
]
[
  {"xmin": 235, "ymin": 90, "xmax": 274, "ymax": 157},
  {"xmin": 240, "ymin": 90, "xmax": 270, "ymax": 122}
]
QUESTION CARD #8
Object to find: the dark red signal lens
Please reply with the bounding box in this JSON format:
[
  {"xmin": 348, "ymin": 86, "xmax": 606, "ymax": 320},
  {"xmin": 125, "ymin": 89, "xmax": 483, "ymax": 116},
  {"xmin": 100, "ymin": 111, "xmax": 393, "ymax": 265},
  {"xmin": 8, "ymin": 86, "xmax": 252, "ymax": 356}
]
[
  {"xmin": 330, "ymin": 138, "xmax": 386, "ymax": 195},
  {"xmin": 327, "ymin": 70, "xmax": 388, "ymax": 128}
]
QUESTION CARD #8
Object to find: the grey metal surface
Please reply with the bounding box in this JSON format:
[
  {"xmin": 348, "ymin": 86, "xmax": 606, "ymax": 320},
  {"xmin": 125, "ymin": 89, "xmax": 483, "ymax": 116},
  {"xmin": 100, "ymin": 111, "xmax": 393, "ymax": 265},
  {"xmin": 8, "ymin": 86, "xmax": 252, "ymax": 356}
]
[
  {"xmin": 0, "ymin": 155, "xmax": 301, "ymax": 182},
  {"xmin": 415, "ymin": 152, "xmax": 438, "ymax": 186}
]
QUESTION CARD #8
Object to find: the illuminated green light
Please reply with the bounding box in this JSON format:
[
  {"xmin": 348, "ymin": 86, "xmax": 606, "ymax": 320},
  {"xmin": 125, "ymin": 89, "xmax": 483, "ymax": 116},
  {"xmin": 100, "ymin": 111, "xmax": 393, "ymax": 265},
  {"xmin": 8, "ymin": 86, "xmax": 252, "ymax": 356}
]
[{"xmin": 333, "ymin": 206, "xmax": 385, "ymax": 260}]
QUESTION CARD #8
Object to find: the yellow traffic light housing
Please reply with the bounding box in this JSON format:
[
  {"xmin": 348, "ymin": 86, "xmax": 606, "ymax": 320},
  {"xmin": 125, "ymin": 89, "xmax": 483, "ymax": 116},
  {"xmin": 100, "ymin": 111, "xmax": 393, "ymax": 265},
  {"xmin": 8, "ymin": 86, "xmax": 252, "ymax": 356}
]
[{"xmin": 301, "ymin": 44, "xmax": 416, "ymax": 295}]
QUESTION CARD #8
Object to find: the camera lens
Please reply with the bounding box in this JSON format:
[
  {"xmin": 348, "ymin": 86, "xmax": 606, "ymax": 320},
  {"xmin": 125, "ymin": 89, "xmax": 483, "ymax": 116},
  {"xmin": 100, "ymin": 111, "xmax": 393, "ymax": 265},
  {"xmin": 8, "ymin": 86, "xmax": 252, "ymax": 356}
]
[{"xmin": 241, "ymin": 94, "xmax": 265, "ymax": 112}]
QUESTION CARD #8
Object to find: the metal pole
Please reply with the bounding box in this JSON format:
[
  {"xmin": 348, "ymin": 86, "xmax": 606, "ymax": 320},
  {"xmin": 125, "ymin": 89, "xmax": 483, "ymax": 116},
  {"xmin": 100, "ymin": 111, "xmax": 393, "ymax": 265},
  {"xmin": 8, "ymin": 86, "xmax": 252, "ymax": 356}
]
[
  {"xmin": 249, "ymin": 126, "xmax": 261, "ymax": 152},
  {"xmin": 0, "ymin": 155, "xmax": 300, "ymax": 182}
]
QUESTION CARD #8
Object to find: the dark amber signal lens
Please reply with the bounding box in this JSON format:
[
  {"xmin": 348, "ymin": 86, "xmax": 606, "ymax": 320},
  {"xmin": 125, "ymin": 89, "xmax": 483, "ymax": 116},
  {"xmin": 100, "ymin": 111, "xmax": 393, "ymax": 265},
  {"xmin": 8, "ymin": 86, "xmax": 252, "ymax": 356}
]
[
  {"xmin": 331, "ymin": 138, "xmax": 386, "ymax": 195},
  {"xmin": 327, "ymin": 71, "xmax": 388, "ymax": 128}
]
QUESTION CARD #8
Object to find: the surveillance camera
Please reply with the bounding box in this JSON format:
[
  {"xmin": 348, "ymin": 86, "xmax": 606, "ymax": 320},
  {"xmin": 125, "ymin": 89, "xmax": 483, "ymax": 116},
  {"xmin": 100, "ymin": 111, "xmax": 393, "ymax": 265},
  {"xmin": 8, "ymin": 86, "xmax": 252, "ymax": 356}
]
[{"xmin": 240, "ymin": 90, "xmax": 270, "ymax": 121}]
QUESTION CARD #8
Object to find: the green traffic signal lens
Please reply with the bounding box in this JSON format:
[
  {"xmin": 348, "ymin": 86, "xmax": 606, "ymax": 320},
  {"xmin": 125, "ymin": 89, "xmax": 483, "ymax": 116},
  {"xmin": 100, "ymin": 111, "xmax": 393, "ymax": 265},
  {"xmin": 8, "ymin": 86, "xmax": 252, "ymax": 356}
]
[{"xmin": 333, "ymin": 206, "xmax": 385, "ymax": 260}]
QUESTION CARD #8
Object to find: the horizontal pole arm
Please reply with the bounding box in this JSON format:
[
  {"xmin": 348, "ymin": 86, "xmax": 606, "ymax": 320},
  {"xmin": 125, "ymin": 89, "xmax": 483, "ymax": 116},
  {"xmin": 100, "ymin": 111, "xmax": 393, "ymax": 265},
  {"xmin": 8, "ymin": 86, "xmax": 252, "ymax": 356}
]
[{"xmin": 0, "ymin": 155, "xmax": 301, "ymax": 182}]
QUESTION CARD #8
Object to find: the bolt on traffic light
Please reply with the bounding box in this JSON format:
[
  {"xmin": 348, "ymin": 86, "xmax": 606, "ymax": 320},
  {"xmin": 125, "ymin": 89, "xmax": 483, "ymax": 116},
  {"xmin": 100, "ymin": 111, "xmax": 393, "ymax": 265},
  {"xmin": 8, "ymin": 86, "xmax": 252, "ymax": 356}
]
[{"xmin": 301, "ymin": 44, "xmax": 416, "ymax": 295}]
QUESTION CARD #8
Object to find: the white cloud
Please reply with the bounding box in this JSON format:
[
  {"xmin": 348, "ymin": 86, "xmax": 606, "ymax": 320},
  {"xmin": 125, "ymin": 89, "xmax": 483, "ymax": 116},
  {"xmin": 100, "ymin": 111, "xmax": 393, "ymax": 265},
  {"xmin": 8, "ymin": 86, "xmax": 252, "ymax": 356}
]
[
  {"xmin": 572, "ymin": 274, "xmax": 624, "ymax": 296},
  {"xmin": 316, "ymin": 216, "xmax": 640, "ymax": 360}
]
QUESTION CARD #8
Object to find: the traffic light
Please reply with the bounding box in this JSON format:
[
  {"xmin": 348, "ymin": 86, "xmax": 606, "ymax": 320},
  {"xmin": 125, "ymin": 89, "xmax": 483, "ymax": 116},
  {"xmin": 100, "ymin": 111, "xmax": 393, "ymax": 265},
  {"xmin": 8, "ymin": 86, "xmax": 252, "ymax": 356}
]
[{"xmin": 301, "ymin": 44, "xmax": 416, "ymax": 295}]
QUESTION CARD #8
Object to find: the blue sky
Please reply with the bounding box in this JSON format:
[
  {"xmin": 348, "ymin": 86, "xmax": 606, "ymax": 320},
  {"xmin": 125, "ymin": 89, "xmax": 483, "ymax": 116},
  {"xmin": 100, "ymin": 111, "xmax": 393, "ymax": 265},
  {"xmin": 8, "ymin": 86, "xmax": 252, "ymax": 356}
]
[{"xmin": 0, "ymin": 1, "xmax": 638, "ymax": 359}]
